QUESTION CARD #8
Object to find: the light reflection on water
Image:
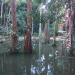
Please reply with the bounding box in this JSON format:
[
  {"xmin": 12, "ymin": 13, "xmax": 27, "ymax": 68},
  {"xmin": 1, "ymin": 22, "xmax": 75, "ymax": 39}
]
[{"xmin": 0, "ymin": 42, "xmax": 75, "ymax": 75}]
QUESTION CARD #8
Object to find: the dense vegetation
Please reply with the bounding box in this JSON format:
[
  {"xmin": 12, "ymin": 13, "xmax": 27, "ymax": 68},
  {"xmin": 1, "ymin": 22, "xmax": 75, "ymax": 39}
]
[
  {"xmin": 15, "ymin": 0, "xmax": 65, "ymax": 35},
  {"xmin": 0, "ymin": 0, "xmax": 66, "ymax": 36}
]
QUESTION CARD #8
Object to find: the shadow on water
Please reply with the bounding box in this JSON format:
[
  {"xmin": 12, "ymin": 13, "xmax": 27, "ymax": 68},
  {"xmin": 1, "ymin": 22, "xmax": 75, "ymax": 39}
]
[{"xmin": 0, "ymin": 41, "xmax": 75, "ymax": 75}]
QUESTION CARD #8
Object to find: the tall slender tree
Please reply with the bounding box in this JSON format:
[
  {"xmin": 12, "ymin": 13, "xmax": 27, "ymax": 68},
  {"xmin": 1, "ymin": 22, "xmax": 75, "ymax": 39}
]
[
  {"xmin": 64, "ymin": 0, "xmax": 75, "ymax": 55},
  {"xmin": 70, "ymin": 0, "xmax": 75, "ymax": 55},
  {"xmin": 24, "ymin": 0, "xmax": 32, "ymax": 53},
  {"xmin": 0, "ymin": 0, "xmax": 3, "ymax": 26},
  {"xmin": 44, "ymin": 20, "xmax": 49, "ymax": 43},
  {"xmin": 10, "ymin": 0, "xmax": 18, "ymax": 52}
]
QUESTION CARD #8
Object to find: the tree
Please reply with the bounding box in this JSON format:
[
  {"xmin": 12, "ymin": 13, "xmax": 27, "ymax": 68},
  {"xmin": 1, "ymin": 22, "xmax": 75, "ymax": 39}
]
[
  {"xmin": 10, "ymin": 0, "xmax": 18, "ymax": 53},
  {"xmin": 24, "ymin": 0, "xmax": 32, "ymax": 53},
  {"xmin": 64, "ymin": 0, "xmax": 75, "ymax": 55},
  {"xmin": 70, "ymin": 0, "xmax": 75, "ymax": 55}
]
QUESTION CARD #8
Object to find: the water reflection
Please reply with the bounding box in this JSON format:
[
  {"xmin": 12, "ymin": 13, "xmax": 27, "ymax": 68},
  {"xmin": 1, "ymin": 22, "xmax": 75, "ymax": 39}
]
[
  {"xmin": 47, "ymin": 64, "xmax": 53, "ymax": 75},
  {"xmin": 31, "ymin": 65, "xmax": 36, "ymax": 74},
  {"xmin": 0, "ymin": 43, "xmax": 75, "ymax": 75},
  {"xmin": 22, "ymin": 66, "xmax": 27, "ymax": 75}
]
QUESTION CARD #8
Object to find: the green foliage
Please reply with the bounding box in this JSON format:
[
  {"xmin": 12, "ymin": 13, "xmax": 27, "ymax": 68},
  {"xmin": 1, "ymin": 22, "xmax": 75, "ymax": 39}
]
[
  {"xmin": 1, "ymin": 0, "xmax": 66, "ymax": 36},
  {"xmin": 15, "ymin": 0, "xmax": 65, "ymax": 35},
  {"xmin": 32, "ymin": 0, "xmax": 42, "ymax": 5},
  {"xmin": 16, "ymin": 2, "xmax": 26, "ymax": 35}
]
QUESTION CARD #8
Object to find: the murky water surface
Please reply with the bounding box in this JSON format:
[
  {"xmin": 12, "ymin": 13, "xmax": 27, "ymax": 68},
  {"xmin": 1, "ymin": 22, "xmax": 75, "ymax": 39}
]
[{"xmin": 0, "ymin": 42, "xmax": 75, "ymax": 75}]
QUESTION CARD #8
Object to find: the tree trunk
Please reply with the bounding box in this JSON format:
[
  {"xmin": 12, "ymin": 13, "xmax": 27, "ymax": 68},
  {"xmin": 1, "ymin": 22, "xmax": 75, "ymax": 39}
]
[
  {"xmin": 70, "ymin": 0, "xmax": 75, "ymax": 55},
  {"xmin": 1, "ymin": 0, "xmax": 3, "ymax": 19},
  {"xmin": 0, "ymin": 0, "xmax": 3, "ymax": 26},
  {"xmin": 44, "ymin": 20, "xmax": 49, "ymax": 43},
  {"xmin": 24, "ymin": 0, "xmax": 32, "ymax": 53},
  {"xmin": 64, "ymin": 0, "xmax": 75, "ymax": 55},
  {"xmin": 10, "ymin": 0, "xmax": 18, "ymax": 53},
  {"xmin": 63, "ymin": 0, "xmax": 73, "ymax": 55}
]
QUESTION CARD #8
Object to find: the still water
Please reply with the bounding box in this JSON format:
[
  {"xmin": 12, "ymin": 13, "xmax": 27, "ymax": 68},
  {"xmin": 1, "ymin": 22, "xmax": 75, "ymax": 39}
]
[{"xmin": 0, "ymin": 42, "xmax": 75, "ymax": 75}]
